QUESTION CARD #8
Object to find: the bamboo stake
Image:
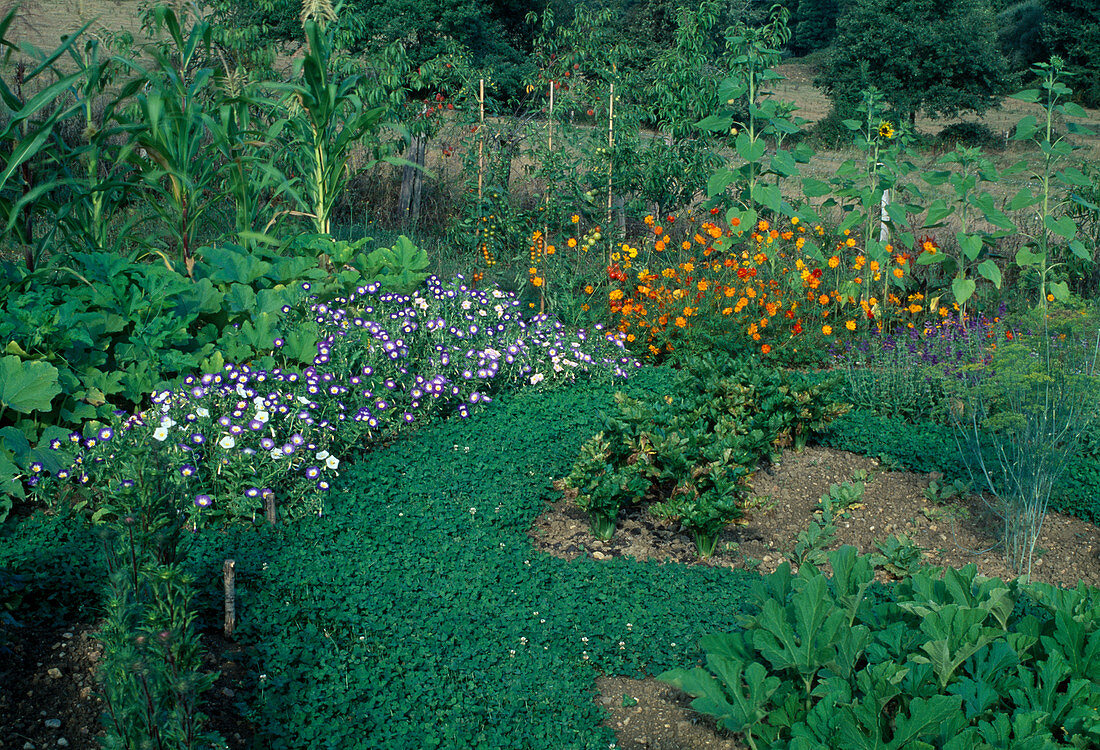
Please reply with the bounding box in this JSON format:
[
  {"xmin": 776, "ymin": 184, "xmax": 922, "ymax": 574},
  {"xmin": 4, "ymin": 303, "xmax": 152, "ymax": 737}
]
[
  {"xmin": 542, "ymin": 81, "xmax": 554, "ymax": 314},
  {"xmin": 606, "ymin": 83, "xmax": 614, "ymax": 234},
  {"xmin": 477, "ymin": 79, "xmax": 485, "ymax": 203},
  {"xmin": 223, "ymin": 559, "xmax": 236, "ymax": 638}
]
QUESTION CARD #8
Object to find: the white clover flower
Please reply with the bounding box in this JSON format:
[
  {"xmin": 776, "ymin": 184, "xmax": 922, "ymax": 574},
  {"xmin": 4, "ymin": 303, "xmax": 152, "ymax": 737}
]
[
  {"xmin": 160, "ymin": 416, "xmax": 177, "ymax": 429},
  {"xmin": 296, "ymin": 395, "xmax": 311, "ymax": 405},
  {"xmin": 219, "ymin": 435, "xmax": 236, "ymax": 449},
  {"xmin": 530, "ymin": 373, "xmax": 544, "ymax": 385}
]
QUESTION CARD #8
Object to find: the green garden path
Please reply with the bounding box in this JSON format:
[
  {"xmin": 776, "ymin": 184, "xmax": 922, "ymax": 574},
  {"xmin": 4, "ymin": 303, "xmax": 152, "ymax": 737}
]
[{"xmin": 201, "ymin": 372, "xmax": 755, "ymax": 749}]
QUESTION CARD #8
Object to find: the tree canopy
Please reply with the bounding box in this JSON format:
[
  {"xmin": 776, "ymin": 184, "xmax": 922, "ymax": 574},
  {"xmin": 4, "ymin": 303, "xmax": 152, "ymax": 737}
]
[{"xmin": 815, "ymin": 0, "xmax": 1013, "ymax": 122}]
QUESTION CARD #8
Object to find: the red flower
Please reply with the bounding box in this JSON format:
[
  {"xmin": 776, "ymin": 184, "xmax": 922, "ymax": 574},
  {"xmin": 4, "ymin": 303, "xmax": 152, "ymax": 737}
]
[{"xmin": 811, "ymin": 268, "xmax": 823, "ymax": 279}]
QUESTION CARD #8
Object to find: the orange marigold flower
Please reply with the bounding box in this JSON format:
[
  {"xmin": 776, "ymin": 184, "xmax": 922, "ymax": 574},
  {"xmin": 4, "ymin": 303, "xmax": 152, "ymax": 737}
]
[
  {"xmin": 822, "ymin": 324, "xmax": 833, "ymax": 336},
  {"xmin": 694, "ymin": 234, "xmax": 706, "ymax": 244},
  {"xmin": 675, "ymin": 316, "xmax": 687, "ymax": 328},
  {"xmin": 655, "ymin": 240, "xmax": 666, "ymax": 252},
  {"xmin": 845, "ymin": 320, "xmax": 856, "ymax": 331},
  {"xmin": 893, "ymin": 267, "xmax": 904, "ymax": 278},
  {"xmin": 722, "ymin": 307, "xmax": 732, "ymax": 315},
  {"xmin": 584, "ymin": 285, "xmax": 594, "ymax": 294},
  {"xmin": 828, "ymin": 255, "xmax": 840, "ymax": 269},
  {"xmin": 654, "ymin": 226, "xmax": 664, "ymax": 236},
  {"xmin": 567, "ymin": 237, "xmax": 577, "ymax": 248},
  {"xmin": 846, "ymin": 237, "xmax": 857, "ymax": 248},
  {"xmin": 818, "ymin": 294, "xmax": 830, "ymax": 305},
  {"xmin": 697, "ymin": 280, "xmax": 709, "ymax": 291},
  {"xmin": 730, "ymin": 217, "xmax": 741, "ymax": 227},
  {"xmin": 869, "ymin": 260, "xmax": 880, "ymax": 272},
  {"xmin": 854, "ymin": 255, "xmax": 866, "ymax": 269},
  {"xmin": 571, "ymin": 214, "xmax": 580, "ymax": 223},
  {"xmin": 609, "ymin": 289, "xmax": 624, "ymax": 301},
  {"xmin": 758, "ymin": 219, "xmax": 769, "ymax": 232},
  {"xmin": 761, "ymin": 343, "xmax": 771, "ymax": 354},
  {"xmin": 658, "ymin": 315, "xmax": 668, "ymax": 326}
]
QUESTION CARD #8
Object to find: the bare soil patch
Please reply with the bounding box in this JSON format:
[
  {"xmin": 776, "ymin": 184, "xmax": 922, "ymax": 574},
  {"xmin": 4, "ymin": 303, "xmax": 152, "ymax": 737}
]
[
  {"xmin": 528, "ymin": 445, "xmax": 1100, "ymax": 750},
  {"xmin": 0, "ymin": 620, "xmax": 255, "ymax": 750}
]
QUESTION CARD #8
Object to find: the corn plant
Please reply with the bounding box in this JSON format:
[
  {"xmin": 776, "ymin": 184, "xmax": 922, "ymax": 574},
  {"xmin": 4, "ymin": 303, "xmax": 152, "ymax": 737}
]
[
  {"xmin": 0, "ymin": 10, "xmax": 87, "ymax": 269},
  {"xmin": 118, "ymin": 6, "xmax": 223, "ymax": 275},
  {"xmin": 275, "ymin": 19, "xmax": 391, "ymax": 236}
]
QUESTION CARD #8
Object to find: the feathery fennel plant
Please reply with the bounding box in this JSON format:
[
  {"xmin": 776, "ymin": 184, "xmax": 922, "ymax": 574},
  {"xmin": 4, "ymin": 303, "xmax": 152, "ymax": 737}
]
[{"xmin": 949, "ymin": 308, "xmax": 1100, "ymax": 579}]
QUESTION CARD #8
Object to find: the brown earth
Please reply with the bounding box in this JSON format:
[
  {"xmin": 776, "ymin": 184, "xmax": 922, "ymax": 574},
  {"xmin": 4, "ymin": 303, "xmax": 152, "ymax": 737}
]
[
  {"xmin": 528, "ymin": 445, "xmax": 1100, "ymax": 750},
  {"xmin": 0, "ymin": 621, "xmax": 254, "ymax": 750}
]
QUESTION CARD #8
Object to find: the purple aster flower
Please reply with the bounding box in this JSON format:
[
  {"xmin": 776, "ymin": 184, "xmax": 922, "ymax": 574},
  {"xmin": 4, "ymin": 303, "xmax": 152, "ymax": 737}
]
[{"xmin": 194, "ymin": 494, "xmax": 213, "ymax": 508}]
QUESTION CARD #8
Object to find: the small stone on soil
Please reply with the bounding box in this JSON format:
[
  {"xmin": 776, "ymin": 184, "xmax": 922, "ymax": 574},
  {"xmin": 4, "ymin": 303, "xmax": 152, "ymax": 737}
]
[
  {"xmin": 44, "ymin": 719, "xmax": 61, "ymax": 729},
  {"xmin": 47, "ymin": 668, "xmax": 62, "ymax": 679}
]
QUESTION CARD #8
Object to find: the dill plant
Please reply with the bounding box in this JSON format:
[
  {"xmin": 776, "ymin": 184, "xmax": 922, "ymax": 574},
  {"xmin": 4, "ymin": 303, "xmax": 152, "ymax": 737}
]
[{"xmin": 948, "ymin": 308, "xmax": 1100, "ymax": 579}]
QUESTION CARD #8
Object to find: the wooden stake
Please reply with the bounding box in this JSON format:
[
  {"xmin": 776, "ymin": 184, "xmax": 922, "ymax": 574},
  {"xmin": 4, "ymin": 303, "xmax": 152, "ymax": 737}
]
[
  {"xmin": 223, "ymin": 559, "xmax": 236, "ymax": 638},
  {"xmin": 263, "ymin": 490, "xmax": 276, "ymax": 525}
]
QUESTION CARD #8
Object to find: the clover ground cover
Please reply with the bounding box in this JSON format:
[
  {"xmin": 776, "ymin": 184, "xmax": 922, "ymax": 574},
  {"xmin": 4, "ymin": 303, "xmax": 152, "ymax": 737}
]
[{"xmin": 183, "ymin": 370, "xmax": 756, "ymax": 748}]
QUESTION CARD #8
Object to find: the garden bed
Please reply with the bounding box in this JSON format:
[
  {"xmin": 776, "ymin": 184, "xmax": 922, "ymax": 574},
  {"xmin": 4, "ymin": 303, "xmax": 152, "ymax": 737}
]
[{"xmin": 531, "ymin": 445, "xmax": 1100, "ymax": 589}]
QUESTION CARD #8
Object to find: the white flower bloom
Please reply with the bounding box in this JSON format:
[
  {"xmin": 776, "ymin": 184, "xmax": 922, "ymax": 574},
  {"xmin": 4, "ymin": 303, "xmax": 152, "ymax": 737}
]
[
  {"xmin": 219, "ymin": 435, "xmax": 236, "ymax": 449},
  {"xmin": 530, "ymin": 373, "xmax": 544, "ymax": 385},
  {"xmin": 253, "ymin": 396, "xmax": 265, "ymax": 407},
  {"xmin": 270, "ymin": 448, "xmax": 283, "ymax": 460},
  {"xmin": 297, "ymin": 395, "xmax": 311, "ymax": 405},
  {"xmin": 461, "ymin": 300, "xmax": 472, "ymax": 310},
  {"xmin": 236, "ymin": 384, "xmax": 248, "ymax": 398},
  {"xmin": 160, "ymin": 417, "xmax": 177, "ymax": 429},
  {"xmin": 325, "ymin": 455, "xmax": 340, "ymax": 470},
  {"xmin": 315, "ymin": 450, "xmax": 330, "ymax": 460},
  {"xmin": 196, "ymin": 407, "xmax": 210, "ymax": 418},
  {"xmin": 255, "ymin": 410, "xmax": 270, "ymax": 423},
  {"xmin": 152, "ymin": 427, "xmax": 168, "ymax": 441},
  {"xmin": 484, "ymin": 348, "xmax": 501, "ymax": 359}
]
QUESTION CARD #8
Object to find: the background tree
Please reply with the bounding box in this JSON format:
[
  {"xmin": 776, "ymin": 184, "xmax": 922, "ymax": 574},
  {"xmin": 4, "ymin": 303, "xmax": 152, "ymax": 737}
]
[
  {"xmin": 1042, "ymin": 0, "xmax": 1100, "ymax": 107},
  {"xmin": 815, "ymin": 0, "xmax": 1013, "ymax": 124},
  {"xmin": 790, "ymin": 0, "xmax": 840, "ymax": 55}
]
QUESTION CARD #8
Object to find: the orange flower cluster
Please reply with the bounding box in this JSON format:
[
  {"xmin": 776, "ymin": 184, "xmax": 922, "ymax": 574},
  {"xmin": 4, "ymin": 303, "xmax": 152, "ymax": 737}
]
[{"xmin": 594, "ymin": 215, "xmax": 942, "ymax": 359}]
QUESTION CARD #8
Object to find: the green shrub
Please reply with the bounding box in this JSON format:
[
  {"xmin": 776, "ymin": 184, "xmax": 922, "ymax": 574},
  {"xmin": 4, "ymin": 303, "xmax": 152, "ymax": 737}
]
[{"xmin": 564, "ymin": 356, "xmax": 847, "ymax": 554}]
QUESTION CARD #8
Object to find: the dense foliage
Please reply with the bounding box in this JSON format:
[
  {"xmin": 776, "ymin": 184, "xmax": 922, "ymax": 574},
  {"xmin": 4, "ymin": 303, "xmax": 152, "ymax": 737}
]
[{"xmin": 2, "ymin": 2, "xmax": 1100, "ymax": 747}]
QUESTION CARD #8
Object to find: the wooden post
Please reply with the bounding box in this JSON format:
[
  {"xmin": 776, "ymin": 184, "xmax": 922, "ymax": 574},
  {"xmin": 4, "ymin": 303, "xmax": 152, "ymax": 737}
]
[
  {"xmin": 223, "ymin": 559, "xmax": 236, "ymax": 638},
  {"xmin": 263, "ymin": 490, "xmax": 276, "ymax": 525}
]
